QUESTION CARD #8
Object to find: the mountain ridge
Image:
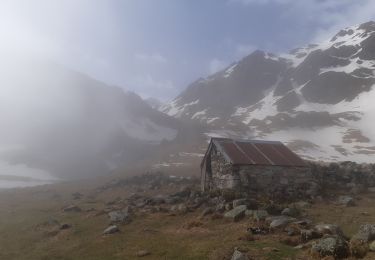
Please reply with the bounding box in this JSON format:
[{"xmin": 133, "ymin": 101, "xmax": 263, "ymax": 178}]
[{"xmin": 160, "ymin": 21, "xmax": 375, "ymax": 163}]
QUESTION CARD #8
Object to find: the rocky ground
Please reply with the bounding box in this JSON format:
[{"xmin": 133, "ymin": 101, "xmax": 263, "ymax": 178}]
[{"xmin": 2, "ymin": 164, "xmax": 375, "ymax": 259}]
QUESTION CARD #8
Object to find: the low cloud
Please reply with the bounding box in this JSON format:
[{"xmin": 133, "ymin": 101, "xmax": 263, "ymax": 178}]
[
  {"xmin": 234, "ymin": 44, "xmax": 256, "ymax": 59},
  {"xmin": 129, "ymin": 74, "xmax": 176, "ymax": 100},
  {"xmin": 134, "ymin": 52, "xmax": 167, "ymax": 64},
  {"xmin": 208, "ymin": 58, "xmax": 228, "ymax": 74}
]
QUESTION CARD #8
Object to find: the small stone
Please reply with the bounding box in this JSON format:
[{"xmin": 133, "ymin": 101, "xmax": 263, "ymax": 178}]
[
  {"xmin": 60, "ymin": 224, "xmax": 71, "ymax": 230},
  {"xmin": 281, "ymin": 207, "xmax": 300, "ymax": 217},
  {"xmin": 369, "ymin": 241, "xmax": 375, "ymax": 251},
  {"xmin": 314, "ymin": 224, "xmax": 344, "ymax": 237},
  {"xmin": 224, "ymin": 205, "xmax": 247, "ymax": 222},
  {"xmin": 301, "ymin": 229, "xmax": 320, "ymax": 242},
  {"xmin": 311, "ymin": 235, "xmax": 349, "ymax": 259},
  {"xmin": 137, "ymin": 250, "xmax": 151, "ymax": 257},
  {"xmin": 108, "ymin": 210, "xmax": 131, "ymax": 224},
  {"xmin": 231, "ymin": 249, "xmax": 248, "ymax": 260},
  {"xmin": 103, "ymin": 225, "xmax": 119, "ymax": 235},
  {"xmin": 62, "ymin": 205, "xmax": 81, "ymax": 213},
  {"xmin": 269, "ymin": 216, "xmax": 295, "ymax": 229},
  {"xmin": 337, "ymin": 195, "xmax": 355, "ymax": 207},
  {"xmin": 201, "ymin": 207, "xmax": 214, "ymax": 217}
]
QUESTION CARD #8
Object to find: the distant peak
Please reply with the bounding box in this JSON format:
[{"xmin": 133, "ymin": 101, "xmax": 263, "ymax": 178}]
[{"xmin": 358, "ymin": 20, "xmax": 375, "ymax": 32}]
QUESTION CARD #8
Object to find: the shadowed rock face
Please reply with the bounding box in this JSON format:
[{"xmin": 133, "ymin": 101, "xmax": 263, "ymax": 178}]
[
  {"xmin": 162, "ymin": 50, "xmax": 289, "ymax": 120},
  {"xmin": 301, "ymin": 71, "xmax": 375, "ymax": 104},
  {"xmin": 292, "ymin": 49, "xmax": 351, "ymax": 85}
]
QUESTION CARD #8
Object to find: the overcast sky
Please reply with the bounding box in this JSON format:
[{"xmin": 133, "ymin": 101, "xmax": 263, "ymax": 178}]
[{"xmin": 1, "ymin": 0, "xmax": 375, "ymax": 101}]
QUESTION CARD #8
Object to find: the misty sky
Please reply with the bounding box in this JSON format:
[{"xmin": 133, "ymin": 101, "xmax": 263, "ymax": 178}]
[{"xmin": 1, "ymin": 0, "xmax": 375, "ymax": 101}]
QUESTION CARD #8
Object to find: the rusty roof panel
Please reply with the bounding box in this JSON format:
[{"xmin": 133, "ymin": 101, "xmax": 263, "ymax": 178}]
[
  {"xmin": 207, "ymin": 137, "xmax": 307, "ymax": 167},
  {"xmin": 219, "ymin": 142, "xmax": 250, "ymax": 164},
  {"xmin": 253, "ymin": 143, "xmax": 289, "ymax": 166},
  {"xmin": 272, "ymin": 144, "xmax": 306, "ymax": 166},
  {"xmin": 236, "ymin": 142, "xmax": 270, "ymax": 165}
]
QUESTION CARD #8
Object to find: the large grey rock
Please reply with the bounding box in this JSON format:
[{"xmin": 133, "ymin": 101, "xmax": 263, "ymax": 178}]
[
  {"xmin": 301, "ymin": 229, "xmax": 320, "ymax": 242},
  {"xmin": 245, "ymin": 210, "xmax": 254, "ymax": 217},
  {"xmin": 337, "ymin": 195, "xmax": 355, "ymax": 206},
  {"xmin": 369, "ymin": 241, "xmax": 375, "ymax": 251},
  {"xmin": 108, "ymin": 210, "xmax": 131, "ymax": 224},
  {"xmin": 352, "ymin": 224, "xmax": 375, "ymax": 242},
  {"xmin": 103, "ymin": 225, "xmax": 120, "ymax": 235},
  {"xmin": 224, "ymin": 205, "xmax": 247, "ymax": 222},
  {"xmin": 269, "ymin": 216, "xmax": 295, "ymax": 229},
  {"xmin": 232, "ymin": 199, "xmax": 249, "ymax": 208},
  {"xmin": 281, "ymin": 207, "xmax": 300, "ymax": 217},
  {"xmin": 231, "ymin": 249, "xmax": 248, "ymax": 260},
  {"xmin": 314, "ymin": 224, "xmax": 345, "ymax": 237},
  {"xmin": 311, "ymin": 235, "xmax": 349, "ymax": 258}
]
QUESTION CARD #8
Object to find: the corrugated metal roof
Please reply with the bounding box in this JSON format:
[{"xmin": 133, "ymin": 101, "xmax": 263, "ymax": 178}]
[{"xmin": 202, "ymin": 138, "xmax": 306, "ymax": 167}]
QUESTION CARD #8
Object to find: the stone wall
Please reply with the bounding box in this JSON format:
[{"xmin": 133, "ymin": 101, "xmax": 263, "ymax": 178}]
[
  {"xmin": 210, "ymin": 147, "xmax": 239, "ymax": 189},
  {"xmin": 207, "ymin": 145, "xmax": 314, "ymax": 199},
  {"xmin": 310, "ymin": 161, "xmax": 375, "ymax": 193},
  {"xmin": 234, "ymin": 165, "xmax": 313, "ymax": 199}
]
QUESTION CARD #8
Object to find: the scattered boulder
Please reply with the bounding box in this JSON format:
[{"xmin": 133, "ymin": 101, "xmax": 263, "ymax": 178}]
[
  {"xmin": 314, "ymin": 224, "xmax": 345, "ymax": 237},
  {"xmin": 301, "ymin": 229, "xmax": 321, "ymax": 242},
  {"xmin": 369, "ymin": 240, "xmax": 375, "ymax": 251},
  {"xmin": 149, "ymin": 195, "xmax": 166, "ymax": 205},
  {"xmin": 337, "ymin": 195, "xmax": 355, "ymax": 207},
  {"xmin": 245, "ymin": 210, "xmax": 254, "ymax": 217},
  {"xmin": 224, "ymin": 205, "xmax": 247, "ymax": 222},
  {"xmin": 62, "ymin": 205, "xmax": 81, "ymax": 213},
  {"xmin": 265, "ymin": 204, "xmax": 283, "ymax": 215},
  {"xmin": 232, "ymin": 198, "xmax": 257, "ymax": 209},
  {"xmin": 108, "ymin": 210, "xmax": 131, "ymax": 224},
  {"xmin": 232, "ymin": 199, "xmax": 247, "ymax": 208},
  {"xmin": 136, "ymin": 250, "xmax": 151, "ymax": 257},
  {"xmin": 103, "ymin": 225, "xmax": 120, "ymax": 235},
  {"xmin": 172, "ymin": 187, "xmax": 191, "ymax": 198},
  {"xmin": 268, "ymin": 216, "xmax": 296, "ymax": 229},
  {"xmin": 170, "ymin": 203, "xmax": 188, "ymax": 214},
  {"xmin": 281, "ymin": 207, "xmax": 300, "ymax": 218},
  {"xmin": 231, "ymin": 249, "xmax": 248, "ymax": 260},
  {"xmin": 349, "ymin": 237, "xmax": 368, "ymax": 258},
  {"xmin": 285, "ymin": 225, "xmax": 299, "ymax": 236},
  {"xmin": 201, "ymin": 207, "xmax": 214, "ymax": 217},
  {"xmin": 72, "ymin": 192, "xmax": 83, "ymax": 200},
  {"xmin": 310, "ymin": 235, "xmax": 349, "ymax": 259},
  {"xmin": 352, "ymin": 224, "xmax": 375, "ymax": 242},
  {"xmin": 60, "ymin": 224, "xmax": 71, "ymax": 230}
]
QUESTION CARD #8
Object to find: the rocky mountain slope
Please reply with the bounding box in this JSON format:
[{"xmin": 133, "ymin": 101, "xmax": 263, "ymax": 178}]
[
  {"xmin": 0, "ymin": 56, "xmax": 181, "ymax": 179},
  {"xmin": 161, "ymin": 21, "xmax": 375, "ymax": 162}
]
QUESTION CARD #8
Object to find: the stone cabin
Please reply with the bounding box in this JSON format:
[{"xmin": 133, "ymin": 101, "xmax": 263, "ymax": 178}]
[{"xmin": 200, "ymin": 138, "xmax": 312, "ymax": 196}]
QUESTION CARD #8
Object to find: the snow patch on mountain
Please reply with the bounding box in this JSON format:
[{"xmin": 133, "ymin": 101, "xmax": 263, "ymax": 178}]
[{"xmin": 160, "ymin": 98, "xmax": 199, "ymax": 118}]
